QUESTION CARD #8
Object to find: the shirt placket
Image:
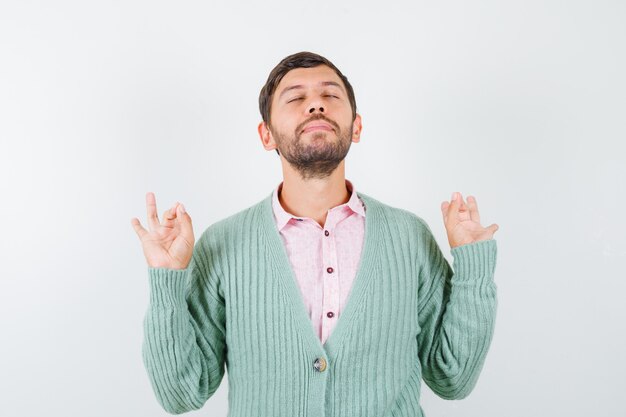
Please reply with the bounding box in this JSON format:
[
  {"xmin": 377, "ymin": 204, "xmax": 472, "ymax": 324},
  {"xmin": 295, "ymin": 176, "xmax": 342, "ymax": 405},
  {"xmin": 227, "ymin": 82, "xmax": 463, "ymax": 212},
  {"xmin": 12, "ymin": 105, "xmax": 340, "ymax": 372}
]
[{"xmin": 321, "ymin": 208, "xmax": 342, "ymax": 345}]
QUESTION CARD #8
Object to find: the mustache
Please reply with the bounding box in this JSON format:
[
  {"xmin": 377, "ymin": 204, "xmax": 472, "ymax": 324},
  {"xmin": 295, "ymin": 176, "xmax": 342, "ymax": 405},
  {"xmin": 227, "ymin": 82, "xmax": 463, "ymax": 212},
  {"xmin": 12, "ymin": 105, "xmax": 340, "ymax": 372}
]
[{"xmin": 297, "ymin": 114, "xmax": 340, "ymax": 133}]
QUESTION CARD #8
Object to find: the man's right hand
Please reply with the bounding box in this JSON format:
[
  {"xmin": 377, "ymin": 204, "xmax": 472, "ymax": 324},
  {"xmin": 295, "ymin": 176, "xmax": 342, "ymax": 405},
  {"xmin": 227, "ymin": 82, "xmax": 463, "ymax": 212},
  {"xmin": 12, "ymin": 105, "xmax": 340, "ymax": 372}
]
[{"xmin": 131, "ymin": 192, "xmax": 195, "ymax": 270}]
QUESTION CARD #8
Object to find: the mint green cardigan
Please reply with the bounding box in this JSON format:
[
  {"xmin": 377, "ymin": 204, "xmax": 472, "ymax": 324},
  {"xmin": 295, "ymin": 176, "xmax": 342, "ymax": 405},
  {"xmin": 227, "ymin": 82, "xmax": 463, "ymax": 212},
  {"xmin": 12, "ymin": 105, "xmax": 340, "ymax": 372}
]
[{"xmin": 142, "ymin": 191, "xmax": 498, "ymax": 416}]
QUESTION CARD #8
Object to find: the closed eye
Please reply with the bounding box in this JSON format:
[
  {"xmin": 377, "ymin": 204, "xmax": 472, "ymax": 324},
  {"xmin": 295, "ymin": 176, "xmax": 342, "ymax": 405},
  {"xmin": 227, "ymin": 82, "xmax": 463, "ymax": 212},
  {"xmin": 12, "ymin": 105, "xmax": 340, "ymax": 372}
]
[{"xmin": 288, "ymin": 94, "xmax": 339, "ymax": 103}]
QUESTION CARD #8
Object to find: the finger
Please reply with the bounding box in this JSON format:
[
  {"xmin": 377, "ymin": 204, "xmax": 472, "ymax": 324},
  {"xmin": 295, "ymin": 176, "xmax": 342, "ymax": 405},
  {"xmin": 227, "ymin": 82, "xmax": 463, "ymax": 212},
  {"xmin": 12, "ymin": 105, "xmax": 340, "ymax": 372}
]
[
  {"xmin": 175, "ymin": 203, "xmax": 194, "ymax": 241},
  {"xmin": 162, "ymin": 203, "xmax": 179, "ymax": 227},
  {"xmin": 466, "ymin": 195, "xmax": 481, "ymax": 224},
  {"xmin": 164, "ymin": 205, "xmax": 176, "ymax": 220},
  {"xmin": 131, "ymin": 217, "xmax": 149, "ymax": 240},
  {"xmin": 146, "ymin": 192, "xmax": 160, "ymax": 231},
  {"xmin": 458, "ymin": 192, "xmax": 468, "ymax": 212},
  {"xmin": 487, "ymin": 223, "xmax": 499, "ymax": 234},
  {"xmin": 446, "ymin": 191, "xmax": 462, "ymax": 223},
  {"xmin": 441, "ymin": 201, "xmax": 450, "ymax": 217}
]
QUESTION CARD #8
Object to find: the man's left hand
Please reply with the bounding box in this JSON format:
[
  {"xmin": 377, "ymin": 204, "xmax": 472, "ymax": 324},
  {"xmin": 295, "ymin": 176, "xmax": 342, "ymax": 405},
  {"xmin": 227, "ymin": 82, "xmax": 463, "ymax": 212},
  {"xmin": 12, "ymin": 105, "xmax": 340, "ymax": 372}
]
[{"xmin": 441, "ymin": 192, "xmax": 499, "ymax": 249}]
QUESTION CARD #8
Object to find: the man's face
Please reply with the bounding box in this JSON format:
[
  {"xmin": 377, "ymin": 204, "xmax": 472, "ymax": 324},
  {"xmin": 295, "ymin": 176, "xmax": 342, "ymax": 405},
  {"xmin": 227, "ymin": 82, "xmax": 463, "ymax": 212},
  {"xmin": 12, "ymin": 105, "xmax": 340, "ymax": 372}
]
[{"xmin": 261, "ymin": 65, "xmax": 361, "ymax": 180}]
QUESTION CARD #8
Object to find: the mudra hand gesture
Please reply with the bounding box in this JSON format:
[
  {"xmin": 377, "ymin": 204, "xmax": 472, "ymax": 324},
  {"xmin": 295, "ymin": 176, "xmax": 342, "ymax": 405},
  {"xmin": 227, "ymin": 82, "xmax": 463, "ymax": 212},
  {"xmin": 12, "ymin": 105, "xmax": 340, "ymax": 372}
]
[
  {"xmin": 441, "ymin": 192, "xmax": 499, "ymax": 249},
  {"xmin": 131, "ymin": 192, "xmax": 195, "ymax": 270}
]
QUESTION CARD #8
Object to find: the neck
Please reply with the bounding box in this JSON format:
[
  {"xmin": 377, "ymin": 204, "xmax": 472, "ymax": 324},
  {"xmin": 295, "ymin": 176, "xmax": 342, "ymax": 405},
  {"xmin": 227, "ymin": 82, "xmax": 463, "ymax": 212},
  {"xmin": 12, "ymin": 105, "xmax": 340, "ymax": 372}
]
[{"xmin": 278, "ymin": 160, "xmax": 350, "ymax": 227}]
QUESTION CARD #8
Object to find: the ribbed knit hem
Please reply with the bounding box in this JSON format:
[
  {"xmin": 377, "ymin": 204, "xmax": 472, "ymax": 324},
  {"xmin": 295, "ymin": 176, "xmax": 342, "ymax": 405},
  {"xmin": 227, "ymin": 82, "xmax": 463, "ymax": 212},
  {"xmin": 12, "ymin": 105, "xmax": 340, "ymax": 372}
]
[
  {"xmin": 450, "ymin": 239, "xmax": 497, "ymax": 282},
  {"xmin": 147, "ymin": 267, "xmax": 190, "ymax": 308}
]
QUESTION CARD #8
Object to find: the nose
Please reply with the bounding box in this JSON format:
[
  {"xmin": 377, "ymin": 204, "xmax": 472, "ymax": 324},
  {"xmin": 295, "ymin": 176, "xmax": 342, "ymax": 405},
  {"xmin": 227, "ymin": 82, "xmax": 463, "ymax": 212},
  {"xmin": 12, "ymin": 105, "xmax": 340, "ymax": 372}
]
[{"xmin": 308, "ymin": 105, "xmax": 324, "ymax": 114}]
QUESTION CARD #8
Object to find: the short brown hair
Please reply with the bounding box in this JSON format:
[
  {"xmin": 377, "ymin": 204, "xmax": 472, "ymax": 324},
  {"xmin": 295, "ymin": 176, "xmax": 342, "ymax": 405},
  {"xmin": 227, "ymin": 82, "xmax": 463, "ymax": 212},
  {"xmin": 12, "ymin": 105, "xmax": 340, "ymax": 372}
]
[{"xmin": 259, "ymin": 51, "xmax": 358, "ymax": 155}]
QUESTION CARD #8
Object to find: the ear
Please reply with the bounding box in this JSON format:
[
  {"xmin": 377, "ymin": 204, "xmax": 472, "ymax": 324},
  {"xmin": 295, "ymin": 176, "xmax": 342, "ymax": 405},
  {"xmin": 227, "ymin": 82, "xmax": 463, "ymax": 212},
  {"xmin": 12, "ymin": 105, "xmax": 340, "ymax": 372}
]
[
  {"xmin": 258, "ymin": 121, "xmax": 277, "ymax": 151},
  {"xmin": 351, "ymin": 113, "xmax": 362, "ymax": 143}
]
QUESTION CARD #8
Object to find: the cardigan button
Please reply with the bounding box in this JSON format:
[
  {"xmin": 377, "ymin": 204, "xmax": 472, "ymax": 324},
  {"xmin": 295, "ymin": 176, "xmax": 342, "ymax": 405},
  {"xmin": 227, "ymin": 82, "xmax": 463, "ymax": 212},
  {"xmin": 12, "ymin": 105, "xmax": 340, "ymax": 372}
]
[
  {"xmin": 326, "ymin": 267, "xmax": 334, "ymax": 274},
  {"xmin": 313, "ymin": 357, "xmax": 327, "ymax": 372},
  {"xmin": 324, "ymin": 230, "xmax": 329, "ymax": 236}
]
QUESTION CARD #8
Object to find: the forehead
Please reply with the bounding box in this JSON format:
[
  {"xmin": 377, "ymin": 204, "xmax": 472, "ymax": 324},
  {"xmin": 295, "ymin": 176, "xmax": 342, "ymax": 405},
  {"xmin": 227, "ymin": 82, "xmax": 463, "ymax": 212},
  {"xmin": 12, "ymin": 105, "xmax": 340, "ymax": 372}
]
[{"xmin": 276, "ymin": 65, "xmax": 345, "ymax": 93}]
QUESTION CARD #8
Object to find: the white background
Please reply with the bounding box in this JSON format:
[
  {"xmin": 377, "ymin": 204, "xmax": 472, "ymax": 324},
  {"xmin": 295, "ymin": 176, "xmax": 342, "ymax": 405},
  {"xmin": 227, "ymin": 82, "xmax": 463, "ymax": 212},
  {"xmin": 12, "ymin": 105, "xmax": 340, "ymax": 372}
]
[{"xmin": 1, "ymin": 1, "xmax": 625, "ymax": 416}]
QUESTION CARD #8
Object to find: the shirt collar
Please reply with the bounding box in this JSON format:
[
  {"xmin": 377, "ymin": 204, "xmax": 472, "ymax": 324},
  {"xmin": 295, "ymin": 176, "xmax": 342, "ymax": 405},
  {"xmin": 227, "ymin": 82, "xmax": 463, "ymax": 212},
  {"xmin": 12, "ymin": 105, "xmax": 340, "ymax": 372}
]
[{"xmin": 271, "ymin": 179, "xmax": 366, "ymax": 231}]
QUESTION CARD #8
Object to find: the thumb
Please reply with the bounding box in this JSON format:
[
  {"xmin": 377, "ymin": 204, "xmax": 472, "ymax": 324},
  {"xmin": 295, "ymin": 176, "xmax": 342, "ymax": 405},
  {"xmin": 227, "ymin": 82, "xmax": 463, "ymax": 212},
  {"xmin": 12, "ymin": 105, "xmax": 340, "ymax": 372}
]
[
  {"xmin": 486, "ymin": 223, "xmax": 499, "ymax": 235},
  {"xmin": 176, "ymin": 203, "xmax": 194, "ymax": 238},
  {"xmin": 446, "ymin": 191, "xmax": 461, "ymax": 221}
]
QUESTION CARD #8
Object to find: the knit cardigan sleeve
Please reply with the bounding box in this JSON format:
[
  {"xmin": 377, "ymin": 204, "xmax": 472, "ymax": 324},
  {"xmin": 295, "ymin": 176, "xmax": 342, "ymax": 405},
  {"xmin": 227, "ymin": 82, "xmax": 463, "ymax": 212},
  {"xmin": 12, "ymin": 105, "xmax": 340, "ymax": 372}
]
[
  {"xmin": 142, "ymin": 229, "xmax": 227, "ymax": 414},
  {"xmin": 415, "ymin": 218, "xmax": 497, "ymax": 400}
]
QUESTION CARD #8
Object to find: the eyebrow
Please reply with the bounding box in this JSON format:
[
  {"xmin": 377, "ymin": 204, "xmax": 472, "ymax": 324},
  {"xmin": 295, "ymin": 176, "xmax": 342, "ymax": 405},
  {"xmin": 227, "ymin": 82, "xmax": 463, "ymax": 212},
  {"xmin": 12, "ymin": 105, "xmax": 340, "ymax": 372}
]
[{"xmin": 278, "ymin": 81, "xmax": 344, "ymax": 99}]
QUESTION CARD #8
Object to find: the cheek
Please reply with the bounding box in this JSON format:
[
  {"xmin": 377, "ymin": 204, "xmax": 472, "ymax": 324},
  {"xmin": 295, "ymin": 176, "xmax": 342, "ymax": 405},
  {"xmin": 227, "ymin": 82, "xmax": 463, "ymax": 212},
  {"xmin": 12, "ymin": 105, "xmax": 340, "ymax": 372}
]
[
  {"xmin": 269, "ymin": 112, "xmax": 290, "ymax": 133},
  {"xmin": 338, "ymin": 113, "xmax": 354, "ymax": 131},
  {"xmin": 271, "ymin": 120, "xmax": 297, "ymax": 139},
  {"xmin": 331, "ymin": 103, "xmax": 353, "ymax": 122}
]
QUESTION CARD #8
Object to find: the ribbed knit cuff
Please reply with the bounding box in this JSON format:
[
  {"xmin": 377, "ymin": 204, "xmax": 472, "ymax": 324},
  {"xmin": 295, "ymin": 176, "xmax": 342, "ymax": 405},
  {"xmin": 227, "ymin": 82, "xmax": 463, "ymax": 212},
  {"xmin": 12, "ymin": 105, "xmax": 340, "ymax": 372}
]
[
  {"xmin": 147, "ymin": 267, "xmax": 190, "ymax": 308},
  {"xmin": 450, "ymin": 239, "xmax": 497, "ymax": 283}
]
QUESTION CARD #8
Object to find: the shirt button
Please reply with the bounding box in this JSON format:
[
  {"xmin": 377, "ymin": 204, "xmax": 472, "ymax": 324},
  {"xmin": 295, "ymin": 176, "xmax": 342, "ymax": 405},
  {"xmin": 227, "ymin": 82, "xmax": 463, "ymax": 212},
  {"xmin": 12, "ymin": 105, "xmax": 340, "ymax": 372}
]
[
  {"xmin": 313, "ymin": 357, "xmax": 327, "ymax": 372},
  {"xmin": 327, "ymin": 311, "xmax": 334, "ymax": 318},
  {"xmin": 324, "ymin": 230, "xmax": 329, "ymax": 236},
  {"xmin": 326, "ymin": 267, "xmax": 334, "ymax": 274}
]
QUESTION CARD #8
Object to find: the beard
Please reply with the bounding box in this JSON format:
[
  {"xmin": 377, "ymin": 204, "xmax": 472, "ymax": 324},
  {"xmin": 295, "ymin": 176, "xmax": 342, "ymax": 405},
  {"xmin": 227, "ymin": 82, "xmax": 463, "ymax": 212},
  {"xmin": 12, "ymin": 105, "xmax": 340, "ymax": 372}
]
[{"xmin": 271, "ymin": 114, "xmax": 353, "ymax": 180}]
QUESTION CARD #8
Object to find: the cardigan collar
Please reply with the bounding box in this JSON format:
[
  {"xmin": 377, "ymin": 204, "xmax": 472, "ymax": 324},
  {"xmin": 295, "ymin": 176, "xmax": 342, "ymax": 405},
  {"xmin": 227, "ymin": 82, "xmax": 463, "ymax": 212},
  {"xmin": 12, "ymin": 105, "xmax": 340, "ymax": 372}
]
[{"xmin": 261, "ymin": 188, "xmax": 381, "ymax": 356}]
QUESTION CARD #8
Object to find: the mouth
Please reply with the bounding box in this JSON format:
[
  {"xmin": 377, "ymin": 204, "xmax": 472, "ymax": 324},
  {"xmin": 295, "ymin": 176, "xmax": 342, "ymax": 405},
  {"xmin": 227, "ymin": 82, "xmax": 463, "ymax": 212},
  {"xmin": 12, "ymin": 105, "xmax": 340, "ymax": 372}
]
[{"xmin": 301, "ymin": 122, "xmax": 334, "ymax": 134}]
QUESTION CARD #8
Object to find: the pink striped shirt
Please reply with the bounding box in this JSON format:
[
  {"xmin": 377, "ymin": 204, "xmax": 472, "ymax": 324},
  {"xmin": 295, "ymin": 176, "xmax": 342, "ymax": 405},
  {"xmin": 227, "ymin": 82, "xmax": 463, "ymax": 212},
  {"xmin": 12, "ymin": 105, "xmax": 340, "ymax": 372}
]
[{"xmin": 271, "ymin": 179, "xmax": 367, "ymax": 345}]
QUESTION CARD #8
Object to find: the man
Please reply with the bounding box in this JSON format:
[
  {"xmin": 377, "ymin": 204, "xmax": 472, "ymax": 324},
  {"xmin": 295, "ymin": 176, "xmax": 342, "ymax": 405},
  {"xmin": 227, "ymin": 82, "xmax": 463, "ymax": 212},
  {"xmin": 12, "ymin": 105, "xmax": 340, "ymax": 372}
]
[{"xmin": 132, "ymin": 51, "xmax": 499, "ymax": 417}]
